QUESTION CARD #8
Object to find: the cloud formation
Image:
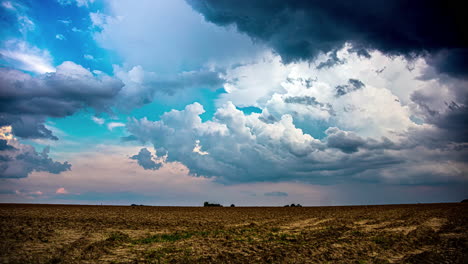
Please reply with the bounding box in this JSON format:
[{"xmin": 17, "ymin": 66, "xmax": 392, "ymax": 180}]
[
  {"xmin": 130, "ymin": 148, "xmax": 162, "ymax": 170},
  {"xmin": 55, "ymin": 187, "xmax": 68, "ymax": 194},
  {"xmin": 1, "ymin": 50, "xmax": 224, "ymax": 140},
  {"xmin": 218, "ymin": 47, "xmax": 468, "ymax": 145},
  {"xmin": 187, "ymin": 0, "xmax": 468, "ymax": 78},
  {"xmin": 124, "ymin": 47, "xmax": 467, "ymax": 186},
  {"xmin": 114, "ymin": 65, "xmax": 226, "ymax": 110},
  {"xmin": 127, "ymin": 101, "xmax": 467, "ymax": 185},
  {"xmin": 93, "ymin": 0, "xmax": 262, "ymax": 74},
  {"xmin": 0, "ymin": 127, "xmax": 71, "ymax": 178},
  {"xmin": 0, "ymin": 61, "xmax": 123, "ymax": 140},
  {"xmin": 0, "ymin": 40, "xmax": 55, "ymax": 74}
]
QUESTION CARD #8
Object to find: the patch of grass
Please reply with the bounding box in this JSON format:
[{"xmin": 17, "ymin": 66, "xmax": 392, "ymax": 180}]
[
  {"xmin": 278, "ymin": 233, "xmax": 289, "ymax": 241},
  {"xmin": 76, "ymin": 231, "xmax": 132, "ymax": 261},
  {"xmin": 134, "ymin": 231, "xmax": 195, "ymax": 244},
  {"xmin": 106, "ymin": 231, "xmax": 130, "ymax": 242},
  {"xmin": 198, "ymin": 230, "xmax": 210, "ymax": 237}
]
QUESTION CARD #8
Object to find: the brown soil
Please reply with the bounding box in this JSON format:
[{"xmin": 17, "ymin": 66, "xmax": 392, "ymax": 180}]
[{"xmin": 0, "ymin": 203, "xmax": 467, "ymax": 263}]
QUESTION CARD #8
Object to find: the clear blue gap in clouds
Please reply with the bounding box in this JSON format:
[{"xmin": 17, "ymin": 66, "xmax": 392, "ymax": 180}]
[
  {"xmin": 13, "ymin": 0, "xmax": 117, "ymax": 73},
  {"xmin": 130, "ymin": 88, "xmax": 228, "ymax": 121}
]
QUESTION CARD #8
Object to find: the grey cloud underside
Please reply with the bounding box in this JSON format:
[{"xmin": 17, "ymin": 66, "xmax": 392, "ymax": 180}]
[
  {"xmin": 0, "ymin": 63, "xmax": 225, "ymax": 140},
  {"xmin": 155, "ymin": 70, "xmax": 225, "ymax": 95},
  {"xmin": 0, "ymin": 62, "xmax": 224, "ymax": 178},
  {"xmin": 411, "ymin": 87, "xmax": 468, "ymax": 143},
  {"xmin": 0, "ymin": 62, "xmax": 122, "ymax": 178},
  {"xmin": 128, "ymin": 103, "xmax": 467, "ymax": 185},
  {"xmin": 130, "ymin": 148, "xmax": 161, "ymax": 170},
  {"xmin": 316, "ymin": 50, "xmax": 346, "ymax": 69},
  {"xmin": 135, "ymin": 70, "xmax": 225, "ymax": 97},
  {"xmin": 283, "ymin": 96, "xmax": 335, "ymax": 116},
  {"xmin": 0, "ymin": 145, "xmax": 71, "ymax": 178},
  {"xmin": 0, "ymin": 139, "xmax": 15, "ymax": 151},
  {"xmin": 335, "ymin": 79, "xmax": 365, "ymax": 97},
  {"xmin": 0, "ymin": 65, "xmax": 124, "ymax": 140},
  {"xmin": 115, "ymin": 66, "xmax": 226, "ymax": 112},
  {"xmin": 187, "ymin": 0, "xmax": 468, "ymax": 78}
]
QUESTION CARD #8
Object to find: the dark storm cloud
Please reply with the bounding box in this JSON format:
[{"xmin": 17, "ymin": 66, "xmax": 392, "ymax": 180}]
[
  {"xmin": 432, "ymin": 104, "xmax": 468, "ymax": 142},
  {"xmin": 0, "ymin": 145, "xmax": 71, "ymax": 178},
  {"xmin": 425, "ymin": 49, "xmax": 468, "ymax": 79},
  {"xmin": 325, "ymin": 127, "xmax": 399, "ymax": 154},
  {"xmin": 0, "ymin": 63, "xmax": 124, "ymax": 140},
  {"xmin": 130, "ymin": 148, "xmax": 161, "ymax": 170},
  {"xmin": 0, "ymin": 139, "xmax": 15, "ymax": 151},
  {"xmin": 0, "ymin": 62, "xmax": 119, "ymax": 178},
  {"xmin": 0, "ymin": 115, "xmax": 59, "ymax": 140},
  {"xmin": 187, "ymin": 0, "xmax": 468, "ymax": 77},
  {"xmin": 347, "ymin": 45, "xmax": 371, "ymax": 59},
  {"xmin": 16, "ymin": 146, "xmax": 71, "ymax": 174},
  {"xmin": 325, "ymin": 127, "xmax": 366, "ymax": 153},
  {"xmin": 411, "ymin": 87, "xmax": 468, "ymax": 143}
]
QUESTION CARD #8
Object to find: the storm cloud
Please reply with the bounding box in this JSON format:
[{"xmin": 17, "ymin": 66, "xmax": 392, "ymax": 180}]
[
  {"xmin": 0, "ymin": 139, "xmax": 71, "ymax": 178},
  {"xmin": 0, "ymin": 61, "xmax": 124, "ymax": 140},
  {"xmin": 130, "ymin": 148, "xmax": 162, "ymax": 170},
  {"xmin": 187, "ymin": 0, "xmax": 468, "ymax": 77}
]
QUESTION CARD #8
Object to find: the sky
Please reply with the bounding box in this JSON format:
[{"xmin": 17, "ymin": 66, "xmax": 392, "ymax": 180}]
[{"xmin": 0, "ymin": 0, "xmax": 467, "ymax": 206}]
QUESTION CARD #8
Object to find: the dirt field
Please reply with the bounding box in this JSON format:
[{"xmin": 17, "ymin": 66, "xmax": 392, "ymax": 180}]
[{"xmin": 0, "ymin": 203, "xmax": 467, "ymax": 263}]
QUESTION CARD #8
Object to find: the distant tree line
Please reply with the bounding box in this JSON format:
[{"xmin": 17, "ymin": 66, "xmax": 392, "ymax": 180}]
[
  {"xmin": 129, "ymin": 202, "xmax": 304, "ymax": 207},
  {"xmin": 203, "ymin": 201, "xmax": 223, "ymax": 207},
  {"xmin": 284, "ymin": 203, "xmax": 302, "ymax": 207},
  {"xmin": 203, "ymin": 202, "xmax": 303, "ymax": 207}
]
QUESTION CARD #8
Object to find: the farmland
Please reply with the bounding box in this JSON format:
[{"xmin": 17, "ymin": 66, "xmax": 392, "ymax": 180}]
[{"xmin": 0, "ymin": 203, "xmax": 467, "ymax": 263}]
